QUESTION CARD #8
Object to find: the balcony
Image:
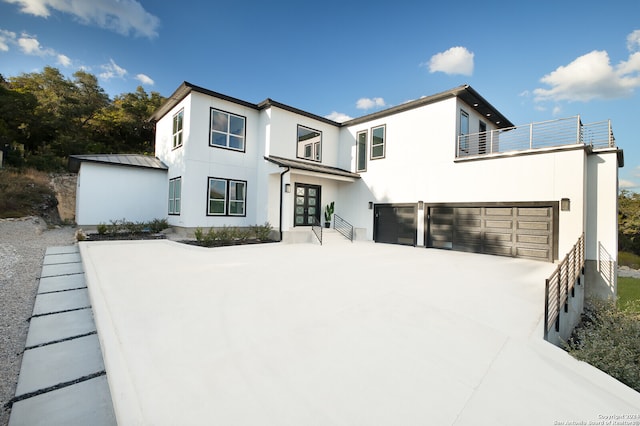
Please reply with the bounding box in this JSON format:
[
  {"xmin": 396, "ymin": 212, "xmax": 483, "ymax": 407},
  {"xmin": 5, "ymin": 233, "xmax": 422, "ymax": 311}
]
[{"xmin": 456, "ymin": 116, "xmax": 615, "ymax": 159}]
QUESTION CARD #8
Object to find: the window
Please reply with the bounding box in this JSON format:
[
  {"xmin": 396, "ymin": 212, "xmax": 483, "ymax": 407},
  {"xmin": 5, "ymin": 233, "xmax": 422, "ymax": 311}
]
[
  {"xmin": 172, "ymin": 109, "xmax": 184, "ymax": 149},
  {"xmin": 210, "ymin": 109, "xmax": 246, "ymax": 151},
  {"xmin": 168, "ymin": 177, "xmax": 181, "ymax": 215},
  {"xmin": 297, "ymin": 125, "xmax": 322, "ymax": 162},
  {"xmin": 207, "ymin": 177, "xmax": 247, "ymax": 216},
  {"xmin": 459, "ymin": 110, "xmax": 469, "ymax": 153},
  {"xmin": 356, "ymin": 130, "xmax": 367, "ymax": 171},
  {"xmin": 479, "ymin": 120, "xmax": 487, "ymax": 154},
  {"xmin": 371, "ymin": 125, "xmax": 385, "ymax": 159}
]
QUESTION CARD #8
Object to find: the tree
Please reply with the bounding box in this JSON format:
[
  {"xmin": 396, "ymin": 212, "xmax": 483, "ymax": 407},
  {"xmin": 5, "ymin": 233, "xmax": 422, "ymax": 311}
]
[
  {"xmin": 2, "ymin": 66, "xmax": 165, "ymax": 170},
  {"xmin": 619, "ymin": 190, "xmax": 640, "ymax": 255},
  {"xmin": 94, "ymin": 86, "xmax": 164, "ymax": 153}
]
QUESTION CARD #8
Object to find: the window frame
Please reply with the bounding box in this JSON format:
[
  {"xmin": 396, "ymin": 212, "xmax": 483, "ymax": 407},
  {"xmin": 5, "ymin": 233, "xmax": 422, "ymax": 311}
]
[
  {"xmin": 209, "ymin": 108, "xmax": 246, "ymax": 152},
  {"xmin": 168, "ymin": 177, "xmax": 181, "ymax": 215},
  {"xmin": 206, "ymin": 177, "xmax": 247, "ymax": 217},
  {"xmin": 459, "ymin": 109, "xmax": 470, "ymax": 153},
  {"xmin": 296, "ymin": 125, "xmax": 322, "ymax": 162},
  {"xmin": 370, "ymin": 124, "xmax": 386, "ymax": 160},
  {"xmin": 356, "ymin": 130, "xmax": 367, "ymax": 172},
  {"xmin": 172, "ymin": 109, "xmax": 184, "ymax": 149}
]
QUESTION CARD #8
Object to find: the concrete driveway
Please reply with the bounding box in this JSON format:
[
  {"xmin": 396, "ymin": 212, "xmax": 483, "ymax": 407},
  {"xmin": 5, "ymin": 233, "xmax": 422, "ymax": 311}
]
[{"xmin": 80, "ymin": 239, "xmax": 640, "ymax": 425}]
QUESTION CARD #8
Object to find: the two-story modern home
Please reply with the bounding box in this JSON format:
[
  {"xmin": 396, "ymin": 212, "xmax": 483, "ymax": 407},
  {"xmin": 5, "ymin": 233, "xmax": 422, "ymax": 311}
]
[{"xmin": 71, "ymin": 82, "xmax": 623, "ymax": 299}]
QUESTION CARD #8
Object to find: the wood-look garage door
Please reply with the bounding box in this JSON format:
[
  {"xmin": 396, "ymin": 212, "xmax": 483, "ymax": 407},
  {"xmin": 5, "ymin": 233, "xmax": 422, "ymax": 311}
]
[
  {"xmin": 427, "ymin": 204, "xmax": 556, "ymax": 262},
  {"xmin": 374, "ymin": 204, "xmax": 417, "ymax": 246}
]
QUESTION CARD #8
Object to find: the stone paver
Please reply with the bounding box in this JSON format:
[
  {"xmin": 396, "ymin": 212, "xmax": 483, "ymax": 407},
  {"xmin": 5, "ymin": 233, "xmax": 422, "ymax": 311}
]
[
  {"xmin": 42, "ymin": 252, "xmax": 82, "ymax": 265},
  {"xmin": 14, "ymin": 334, "xmax": 105, "ymax": 397},
  {"xmin": 9, "ymin": 376, "xmax": 115, "ymax": 426},
  {"xmin": 25, "ymin": 308, "xmax": 95, "ymax": 348},
  {"xmin": 9, "ymin": 246, "xmax": 115, "ymax": 426},
  {"xmin": 32, "ymin": 288, "xmax": 90, "ymax": 316},
  {"xmin": 40, "ymin": 262, "xmax": 84, "ymax": 277},
  {"xmin": 38, "ymin": 274, "xmax": 86, "ymax": 293}
]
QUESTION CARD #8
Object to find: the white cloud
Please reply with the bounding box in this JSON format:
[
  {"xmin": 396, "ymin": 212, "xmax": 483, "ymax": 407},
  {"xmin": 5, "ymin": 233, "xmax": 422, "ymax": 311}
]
[
  {"xmin": 0, "ymin": 29, "xmax": 16, "ymax": 51},
  {"xmin": 17, "ymin": 33, "xmax": 45, "ymax": 55},
  {"xmin": 356, "ymin": 97, "xmax": 385, "ymax": 110},
  {"xmin": 627, "ymin": 29, "xmax": 640, "ymax": 52},
  {"xmin": 427, "ymin": 46, "xmax": 474, "ymax": 76},
  {"xmin": 57, "ymin": 53, "xmax": 71, "ymax": 67},
  {"xmin": 325, "ymin": 111, "xmax": 352, "ymax": 123},
  {"xmin": 533, "ymin": 50, "xmax": 640, "ymax": 102},
  {"xmin": 99, "ymin": 58, "xmax": 127, "ymax": 80},
  {"xmin": 7, "ymin": 31, "xmax": 72, "ymax": 67},
  {"xmin": 135, "ymin": 73, "xmax": 154, "ymax": 86},
  {"xmin": 620, "ymin": 179, "xmax": 638, "ymax": 190},
  {"xmin": 3, "ymin": 0, "xmax": 160, "ymax": 38}
]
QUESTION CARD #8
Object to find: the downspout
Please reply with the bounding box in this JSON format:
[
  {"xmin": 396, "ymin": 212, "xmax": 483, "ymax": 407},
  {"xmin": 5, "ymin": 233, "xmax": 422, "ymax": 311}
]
[{"xmin": 279, "ymin": 166, "xmax": 290, "ymax": 242}]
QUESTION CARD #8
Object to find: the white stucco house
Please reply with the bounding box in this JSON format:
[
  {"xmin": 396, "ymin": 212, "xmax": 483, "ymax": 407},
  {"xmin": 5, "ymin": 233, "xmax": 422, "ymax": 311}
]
[{"xmin": 71, "ymin": 82, "xmax": 623, "ymax": 300}]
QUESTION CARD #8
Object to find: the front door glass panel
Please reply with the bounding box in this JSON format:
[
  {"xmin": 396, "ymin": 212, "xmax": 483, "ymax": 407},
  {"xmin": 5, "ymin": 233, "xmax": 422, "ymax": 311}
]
[{"xmin": 294, "ymin": 184, "xmax": 321, "ymax": 226}]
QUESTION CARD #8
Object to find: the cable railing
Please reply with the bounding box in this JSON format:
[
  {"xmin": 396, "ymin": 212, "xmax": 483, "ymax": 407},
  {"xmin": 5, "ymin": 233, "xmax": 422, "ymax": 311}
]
[
  {"xmin": 544, "ymin": 234, "xmax": 585, "ymax": 340},
  {"xmin": 333, "ymin": 214, "xmax": 354, "ymax": 242},
  {"xmin": 311, "ymin": 216, "xmax": 322, "ymax": 245},
  {"xmin": 457, "ymin": 116, "xmax": 615, "ymax": 158}
]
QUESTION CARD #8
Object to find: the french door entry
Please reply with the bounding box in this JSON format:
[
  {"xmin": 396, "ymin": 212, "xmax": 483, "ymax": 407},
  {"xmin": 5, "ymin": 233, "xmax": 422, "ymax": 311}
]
[{"xmin": 294, "ymin": 184, "xmax": 321, "ymax": 226}]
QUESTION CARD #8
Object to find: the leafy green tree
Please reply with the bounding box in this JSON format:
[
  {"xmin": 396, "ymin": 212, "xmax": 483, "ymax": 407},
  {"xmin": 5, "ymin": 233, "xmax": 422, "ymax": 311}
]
[
  {"xmin": 94, "ymin": 86, "xmax": 164, "ymax": 154},
  {"xmin": 2, "ymin": 66, "xmax": 165, "ymax": 170},
  {"xmin": 619, "ymin": 190, "xmax": 640, "ymax": 255}
]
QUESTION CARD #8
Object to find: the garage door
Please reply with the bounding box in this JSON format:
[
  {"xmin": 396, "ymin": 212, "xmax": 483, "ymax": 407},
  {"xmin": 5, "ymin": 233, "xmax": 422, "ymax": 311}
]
[
  {"xmin": 374, "ymin": 204, "xmax": 417, "ymax": 246},
  {"xmin": 427, "ymin": 204, "xmax": 556, "ymax": 262}
]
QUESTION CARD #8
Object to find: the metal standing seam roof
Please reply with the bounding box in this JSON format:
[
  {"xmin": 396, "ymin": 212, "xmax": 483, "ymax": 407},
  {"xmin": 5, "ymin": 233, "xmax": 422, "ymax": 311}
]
[
  {"xmin": 265, "ymin": 155, "xmax": 360, "ymax": 179},
  {"xmin": 68, "ymin": 154, "xmax": 168, "ymax": 173}
]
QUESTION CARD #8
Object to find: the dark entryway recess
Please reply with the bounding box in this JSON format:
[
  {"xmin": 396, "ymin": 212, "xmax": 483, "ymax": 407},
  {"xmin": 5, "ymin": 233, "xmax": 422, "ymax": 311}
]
[
  {"xmin": 374, "ymin": 204, "xmax": 417, "ymax": 246},
  {"xmin": 426, "ymin": 203, "xmax": 558, "ymax": 262}
]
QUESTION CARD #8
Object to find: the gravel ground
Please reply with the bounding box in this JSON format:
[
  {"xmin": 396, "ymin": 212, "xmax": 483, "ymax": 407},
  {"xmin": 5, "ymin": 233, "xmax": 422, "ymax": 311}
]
[{"xmin": 0, "ymin": 217, "xmax": 76, "ymax": 426}]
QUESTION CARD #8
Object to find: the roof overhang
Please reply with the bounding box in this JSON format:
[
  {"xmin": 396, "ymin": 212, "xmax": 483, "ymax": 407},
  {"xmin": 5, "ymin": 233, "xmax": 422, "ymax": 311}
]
[
  {"xmin": 69, "ymin": 154, "xmax": 168, "ymax": 173},
  {"xmin": 265, "ymin": 155, "xmax": 360, "ymax": 182},
  {"xmin": 342, "ymin": 85, "xmax": 514, "ymax": 129}
]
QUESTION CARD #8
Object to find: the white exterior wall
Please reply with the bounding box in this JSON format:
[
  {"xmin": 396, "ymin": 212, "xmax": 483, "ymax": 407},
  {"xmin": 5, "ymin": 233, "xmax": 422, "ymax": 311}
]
[
  {"xmin": 338, "ymin": 97, "xmax": 587, "ymax": 254},
  {"xmin": 75, "ymin": 162, "xmax": 167, "ymax": 226},
  {"xmin": 263, "ymin": 106, "xmax": 342, "ymax": 232},
  {"xmin": 585, "ymin": 150, "xmax": 620, "ymax": 298},
  {"xmin": 156, "ymin": 92, "xmax": 262, "ymax": 228}
]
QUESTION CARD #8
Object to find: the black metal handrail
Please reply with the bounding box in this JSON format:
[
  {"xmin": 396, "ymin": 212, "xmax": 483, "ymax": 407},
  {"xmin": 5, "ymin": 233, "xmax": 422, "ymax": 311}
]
[
  {"xmin": 544, "ymin": 234, "xmax": 584, "ymax": 340},
  {"xmin": 311, "ymin": 216, "xmax": 322, "ymax": 245},
  {"xmin": 333, "ymin": 214, "xmax": 354, "ymax": 242}
]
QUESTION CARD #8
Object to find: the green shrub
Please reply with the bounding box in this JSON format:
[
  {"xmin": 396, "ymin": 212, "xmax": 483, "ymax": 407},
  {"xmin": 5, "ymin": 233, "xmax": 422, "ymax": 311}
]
[
  {"xmin": 96, "ymin": 223, "xmax": 108, "ymax": 235},
  {"xmin": 566, "ymin": 299, "xmax": 640, "ymax": 392},
  {"xmin": 148, "ymin": 218, "xmax": 169, "ymax": 233},
  {"xmin": 252, "ymin": 222, "xmax": 272, "ymax": 241},
  {"xmin": 236, "ymin": 227, "xmax": 252, "ymax": 242}
]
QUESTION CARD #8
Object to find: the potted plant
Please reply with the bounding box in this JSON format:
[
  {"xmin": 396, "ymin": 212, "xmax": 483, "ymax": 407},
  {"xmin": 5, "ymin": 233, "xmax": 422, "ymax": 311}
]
[{"xmin": 324, "ymin": 201, "xmax": 334, "ymax": 228}]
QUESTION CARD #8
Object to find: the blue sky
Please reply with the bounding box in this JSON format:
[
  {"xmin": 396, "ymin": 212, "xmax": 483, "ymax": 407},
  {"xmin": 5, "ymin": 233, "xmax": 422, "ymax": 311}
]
[{"xmin": 1, "ymin": 0, "xmax": 639, "ymax": 188}]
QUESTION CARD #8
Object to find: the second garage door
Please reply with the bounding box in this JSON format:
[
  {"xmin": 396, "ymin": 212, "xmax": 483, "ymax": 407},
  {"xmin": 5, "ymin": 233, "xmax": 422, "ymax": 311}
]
[{"xmin": 427, "ymin": 204, "xmax": 557, "ymax": 262}]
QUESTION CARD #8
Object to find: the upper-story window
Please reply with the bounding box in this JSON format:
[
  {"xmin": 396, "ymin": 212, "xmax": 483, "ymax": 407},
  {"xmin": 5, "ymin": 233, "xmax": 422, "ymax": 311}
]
[
  {"xmin": 210, "ymin": 108, "xmax": 246, "ymax": 151},
  {"xmin": 459, "ymin": 110, "xmax": 469, "ymax": 153},
  {"xmin": 371, "ymin": 125, "xmax": 385, "ymax": 159},
  {"xmin": 297, "ymin": 125, "xmax": 322, "ymax": 162},
  {"xmin": 356, "ymin": 130, "xmax": 367, "ymax": 172},
  {"xmin": 172, "ymin": 109, "xmax": 184, "ymax": 149}
]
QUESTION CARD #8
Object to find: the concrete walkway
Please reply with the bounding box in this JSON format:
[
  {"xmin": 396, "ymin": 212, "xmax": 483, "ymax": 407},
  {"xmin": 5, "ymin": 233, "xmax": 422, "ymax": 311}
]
[
  {"xmin": 80, "ymin": 239, "xmax": 640, "ymax": 425},
  {"xmin": 8, "ymin": 246, "xmax": 116, "ymax": 426}
]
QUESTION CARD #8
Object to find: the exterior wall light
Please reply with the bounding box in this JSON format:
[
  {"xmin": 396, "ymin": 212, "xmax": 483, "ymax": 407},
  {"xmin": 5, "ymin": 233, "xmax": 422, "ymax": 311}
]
[
  {"xmin": 368, "ymin": 202, "xmax": 374, "ymax": 210},
  {"xmin": 284, "ymin": 183, "xmax": 291, "ymax": 193},
  {"xmin": 418, "ymin": 201, "xmax": 424, "ymax": 210},
  {"xmin": 561, "ymin": 198, "xmax": 570, "ymax": 211}
]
